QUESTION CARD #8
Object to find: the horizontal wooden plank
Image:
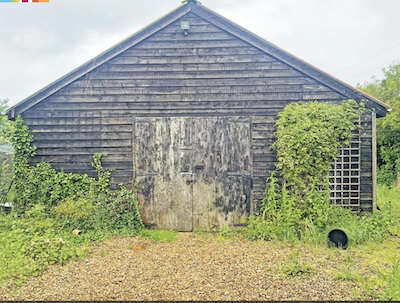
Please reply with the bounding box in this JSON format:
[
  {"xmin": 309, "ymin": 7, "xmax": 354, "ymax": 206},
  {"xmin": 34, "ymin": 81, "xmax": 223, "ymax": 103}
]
[
  {"xmin": 59, "ymin": 85, "xmax": 303, "ymax": 96},
  {"xmin": 253, "ymin": 155, "xmax": 276, "ymax": 162},
  {"xmin": 24, "ymin": 110, "xmax": 283, "ymax": 125},
  {"xmin": 109, "ymin": 54, "xmax": 276, "ymax": 65},
  {"xmin": 255, "ymin": 162, "xmax": 279, "ymax": 169},
  {"xmin": 147, "ymin": 32, "xmax": 235, "ymax": 41},
  {"xmin": 303, "ymin": 84, "xmax": 337, "ymax": 93},
  {"xmin": 50, "ymin": 92, "xmax": 305, "ymax": 102},
  {"xmin": 170, "ymin": 17, "xmax": 211, "ymax": 26},
  {"xmin": 33, "ymin": 132, "xmax": 132, "ymax": 141},
  {"xmin": 252, "ymin": 139, "xmax": 275, "ymax": 147},
  {"xmin": 303, "ymin": 92, "xmax": 345, "ymax": 100},
  {"xmin": 135, "ymin": 40, "xmax": 251, "ymax": 49},
  {"xmin": 252, "ymin": 116, "xmax": 278, "ymax": 123},
  {"xmin": 121, "ymin": 46, "xmax": 264, "ymax": 57},
  {"xmin": 33, "ymin": 139, "xmax": 132, "ymax": 148},
  {"xmin": 50, "ymin": 170, "xmax": 133, "ymax": 178},
  {"xmin": 88, "ymin": 69, "xmax": 306, "ymax": 80},
  {"xmin": 69, "ymin": 77, "xmax": 318, "ymax": 88},
  {"xmin": 36, "ymin": 147, "xmax": 132, "ymax": 155},
  {"xmin": 157, "ymin": 24, "xmax": 224, "ymax": 34},
  {"xmin": 36, "ymin": 101, "xmax": 296, "ymax": 111},
  {"xmin": 24, "ymin": 117, "xmax": 133, "ymax": 125},
  {"xmin": 252, "ymin": 130, "xmax": 276, "ymax": 139},
  {"xmin": 98, "ymin": 62, "xmax": 288, "ymax": 73},
  {"xmin": 31, "ymin": 154, "xmax": 132, "ymax": 164},
  {"xmin": 252, "ymin": 123, "xmax": 276, "ymax": 131},
  {"xmin": 49, "ymin": 163, "xmax": 133, "ymax": 171},
  {"xmin": 29, "ymin": 124, "xmax": 132, "ymax": 133}
]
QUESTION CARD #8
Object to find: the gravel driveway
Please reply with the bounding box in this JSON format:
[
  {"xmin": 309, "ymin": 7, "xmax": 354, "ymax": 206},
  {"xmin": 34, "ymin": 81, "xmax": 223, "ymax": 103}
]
[{"xmin": 2, "ymin": 233, "xmax": 357, "ymax": 301}]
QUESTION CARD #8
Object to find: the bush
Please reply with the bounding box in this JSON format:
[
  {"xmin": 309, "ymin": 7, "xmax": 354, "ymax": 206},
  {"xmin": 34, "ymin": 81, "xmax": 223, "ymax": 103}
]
[
  {"xmin": 9, "ymin": 116, "xmax": 143, "ymax": 234},
  {"xmin": 0, "ymin": 116, "xmax": 144, "ymax": 287},
  {"xmin": 246, "ymin": 101, "xmax": 396, "ymax": 245}
]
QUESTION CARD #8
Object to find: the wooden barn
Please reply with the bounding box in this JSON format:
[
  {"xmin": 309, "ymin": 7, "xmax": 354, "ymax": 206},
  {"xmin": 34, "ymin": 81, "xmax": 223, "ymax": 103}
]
[{"xmin": 7, "ymin": 0, "xmax": 389, "ymax": 231}]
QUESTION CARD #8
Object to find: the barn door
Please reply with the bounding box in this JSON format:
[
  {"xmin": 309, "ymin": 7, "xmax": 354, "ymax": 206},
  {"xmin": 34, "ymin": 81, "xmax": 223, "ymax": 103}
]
[
  {"xmin": 134, "ymin": 116, "xmax": 252, "ymax": 231},
  {"xmin": 134, "ymin": 117, "xmax": 193, "ymax": 231},
  {"xmin": 192, "ymin": 117, "xmax": 252, "ymax": 230}
]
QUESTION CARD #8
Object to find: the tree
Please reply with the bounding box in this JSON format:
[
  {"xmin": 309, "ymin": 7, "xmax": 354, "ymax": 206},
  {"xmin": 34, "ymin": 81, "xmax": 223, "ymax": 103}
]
[
  {"xmin": 358, "ymin": 64, "xmax": 400, "ymax": 187},
  {"xmin": 0, "ymin": 98, "xmax": 11, "ymax": 143}
]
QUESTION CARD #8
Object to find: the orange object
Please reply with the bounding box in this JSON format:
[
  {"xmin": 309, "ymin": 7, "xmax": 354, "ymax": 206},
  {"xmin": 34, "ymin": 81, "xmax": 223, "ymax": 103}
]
[{"xmin": 132, "ymin": 245, "xmax": 146, "ymax": 251}]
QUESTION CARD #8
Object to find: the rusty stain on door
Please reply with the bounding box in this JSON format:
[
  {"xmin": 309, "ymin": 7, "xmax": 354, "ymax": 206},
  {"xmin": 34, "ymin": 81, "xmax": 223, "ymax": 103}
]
[{"xmin": 134, "ymin": 116, "xmax": 252, "ymax": 231}]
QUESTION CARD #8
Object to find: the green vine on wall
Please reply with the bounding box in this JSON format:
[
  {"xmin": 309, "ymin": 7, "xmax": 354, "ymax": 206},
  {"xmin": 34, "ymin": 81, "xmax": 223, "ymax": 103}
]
[
  {"xmin": 9, "ymin": 115, "xmax": 143, "ymax": 233},
  {"xmin": 272, "ymin": 100, "xmax": 362, "ymax": 201},
  {"xmin": 257, "ymin": 100, "xmax": 364, "ymax": 240}
]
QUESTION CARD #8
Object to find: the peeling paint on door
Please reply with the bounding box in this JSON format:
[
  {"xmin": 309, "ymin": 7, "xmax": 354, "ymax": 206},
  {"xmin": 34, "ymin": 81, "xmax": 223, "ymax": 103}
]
[{"xmin": 134, "ymin": 116, "xmax": 252, "ymax": 231}]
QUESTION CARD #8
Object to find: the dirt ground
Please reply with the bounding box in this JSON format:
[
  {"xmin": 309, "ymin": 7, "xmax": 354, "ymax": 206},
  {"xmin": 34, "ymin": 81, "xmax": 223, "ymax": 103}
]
[{"xmin": 1, "ymin": 233, "xmax": 358, "ymax": 301}]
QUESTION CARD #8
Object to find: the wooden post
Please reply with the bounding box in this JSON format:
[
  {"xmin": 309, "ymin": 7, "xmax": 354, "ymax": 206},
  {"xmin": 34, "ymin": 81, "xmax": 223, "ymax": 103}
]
[{"xmin": 372, "ymin": 112, "xmax": 378, "ymax": 211}]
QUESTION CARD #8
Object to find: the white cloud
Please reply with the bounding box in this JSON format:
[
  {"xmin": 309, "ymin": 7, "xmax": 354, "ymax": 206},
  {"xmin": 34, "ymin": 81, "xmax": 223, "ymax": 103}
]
[
  {"xmin": 1, "ymin": 0, "xmax": 400, "ymax": 105},
  {"xmin": 12, "ymin": 27, "xmax": 57, "ymax": 50}
]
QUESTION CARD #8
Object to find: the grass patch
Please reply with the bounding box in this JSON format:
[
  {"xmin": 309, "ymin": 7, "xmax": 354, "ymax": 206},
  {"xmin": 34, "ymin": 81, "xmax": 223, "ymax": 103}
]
[
  {"xmin": 279, "ymin": 250, "xmax": 315, "ymax": 277},
  {"xmin": 0, "ymin": 212, "xmax": 94, "ymax": 287},
  {"xmin": 333, "ymin": 271, "xmax": 362, "ymax": 283},
  {"xmin": 139, "ymin": 229, "xmax": 178, "ymax": 242}
]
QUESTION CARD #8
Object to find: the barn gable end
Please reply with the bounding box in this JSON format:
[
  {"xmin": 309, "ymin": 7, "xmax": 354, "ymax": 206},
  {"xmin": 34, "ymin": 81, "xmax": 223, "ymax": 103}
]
[{"xmin": 8, "ymin": 1, "xmax": 388, "ymax": 229}]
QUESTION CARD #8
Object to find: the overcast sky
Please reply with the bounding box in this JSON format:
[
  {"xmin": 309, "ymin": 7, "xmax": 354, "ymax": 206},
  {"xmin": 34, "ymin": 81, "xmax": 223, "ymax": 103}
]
[{"xmin": 1, "ymin": 0, "xmax": 399, "ymax": 106}]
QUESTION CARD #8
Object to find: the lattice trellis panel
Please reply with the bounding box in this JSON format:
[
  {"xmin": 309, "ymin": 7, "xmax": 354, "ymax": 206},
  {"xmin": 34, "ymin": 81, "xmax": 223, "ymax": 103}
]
[{"xmin": 329, "ymin": 121, "xmax": 361, "ymax": 208}]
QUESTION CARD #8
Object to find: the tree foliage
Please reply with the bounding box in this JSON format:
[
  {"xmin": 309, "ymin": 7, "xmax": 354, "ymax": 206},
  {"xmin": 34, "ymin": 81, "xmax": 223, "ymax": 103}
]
[
  {"xmin": 0, "ymin": 98, "xmax": 12, "ymax": 143},
  {"xmin": 358, "ymin": 64, "xmax": 400, "ymax": 186}
]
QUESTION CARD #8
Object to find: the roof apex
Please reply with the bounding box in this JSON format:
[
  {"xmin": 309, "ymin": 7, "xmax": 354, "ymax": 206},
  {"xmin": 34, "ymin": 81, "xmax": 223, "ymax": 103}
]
[{"xmin": 182, "ymin": 0, "xmax": 201, "ymax": 4}]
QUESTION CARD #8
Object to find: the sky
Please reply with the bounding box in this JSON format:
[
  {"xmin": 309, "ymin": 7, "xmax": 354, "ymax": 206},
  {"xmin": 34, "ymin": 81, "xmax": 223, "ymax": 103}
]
[{"xmin": 1, "ymin": 0, "xmax": 400, "ymax": 107}]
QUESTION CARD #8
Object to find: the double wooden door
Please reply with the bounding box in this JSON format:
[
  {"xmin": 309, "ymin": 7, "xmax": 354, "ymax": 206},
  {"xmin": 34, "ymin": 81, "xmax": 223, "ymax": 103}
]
[{"xmin": 134, "ymin": 116, "xmax": 252, "ymax": 231}]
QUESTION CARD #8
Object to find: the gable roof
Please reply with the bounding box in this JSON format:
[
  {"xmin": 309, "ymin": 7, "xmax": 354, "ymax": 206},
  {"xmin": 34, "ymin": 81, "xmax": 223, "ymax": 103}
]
[{"xmin": 7, "ymin": 0, "xmax": 390, "ymax": 119}]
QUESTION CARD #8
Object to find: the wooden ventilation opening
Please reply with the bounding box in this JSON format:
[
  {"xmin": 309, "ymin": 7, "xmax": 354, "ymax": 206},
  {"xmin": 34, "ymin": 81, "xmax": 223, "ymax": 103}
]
[{"xmin": 329, "ymin": 119, "xmax": 361, "ymax": 208}]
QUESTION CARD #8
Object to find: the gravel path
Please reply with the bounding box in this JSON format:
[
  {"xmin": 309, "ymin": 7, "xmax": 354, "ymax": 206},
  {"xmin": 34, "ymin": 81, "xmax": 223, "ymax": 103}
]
[{"xmin": 1, "ymin": 233, "xmax": 357, "ymax": 301}]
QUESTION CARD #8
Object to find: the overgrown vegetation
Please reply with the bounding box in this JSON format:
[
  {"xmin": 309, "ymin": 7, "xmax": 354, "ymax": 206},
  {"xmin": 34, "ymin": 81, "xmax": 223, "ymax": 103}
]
[
  {"xmin": 0, "ymin": 98, "xmax": 11, "ymax": 143},
  {"xmin": 0, "ymin": 115, "xmax": 143, "ymax": 287},
  {"xmin": 244, "ymin": 100, "xmax": 399, "ymax": 300},
  {"xmin": 245, "ymin": 100, "xmax": 396, "ymax": 243},
  {"xmin": 358, "ymin": 64, "xmax": 400, "ymax": 186}
]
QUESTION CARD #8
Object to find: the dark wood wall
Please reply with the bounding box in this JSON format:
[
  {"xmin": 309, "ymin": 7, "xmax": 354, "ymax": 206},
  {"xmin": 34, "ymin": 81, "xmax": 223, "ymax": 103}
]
[{"xmin": 20, "ymin": 12, "xmax": 374, "ymax": 211}]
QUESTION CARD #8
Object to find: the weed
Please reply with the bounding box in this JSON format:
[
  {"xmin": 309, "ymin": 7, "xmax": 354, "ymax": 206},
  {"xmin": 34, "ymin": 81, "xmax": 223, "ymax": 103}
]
[
  {"xmin": 139, "ymin": 230, "xmax": 178, "ymax": 242},
  {"xmin": 333, "ymin": 271, "xmax": 362, "ymax": 283},
  {"xmin": 97, "ymin": 250, "xmax": 110, "ymax": 257},
  {"xmin": 381, "ymin": 260, "xmax": 400, "ymax": 300},
  {"xmin": 279, "ymin": 250, "xmax": 315, "ymax": 277}
]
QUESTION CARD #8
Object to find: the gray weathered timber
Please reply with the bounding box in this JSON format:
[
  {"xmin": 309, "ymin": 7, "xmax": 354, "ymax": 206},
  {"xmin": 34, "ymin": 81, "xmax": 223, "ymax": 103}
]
[
  {"xmin": 9, "ymin": 1, "xmax": 386, "ymax": 230},
  {"xmin": 134, "ymin": 116, "xmax": 251, "ymax": 230}
]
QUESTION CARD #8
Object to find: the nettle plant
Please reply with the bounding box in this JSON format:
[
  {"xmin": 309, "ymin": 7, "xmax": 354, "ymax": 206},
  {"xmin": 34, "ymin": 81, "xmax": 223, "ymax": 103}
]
[
  {"xmin": 9, "ymin": 116, "xmax": 143, "ymax": 233},
  {"xmin": 259, "ymin": 100, "xmax": 363, "ymax": 238}
]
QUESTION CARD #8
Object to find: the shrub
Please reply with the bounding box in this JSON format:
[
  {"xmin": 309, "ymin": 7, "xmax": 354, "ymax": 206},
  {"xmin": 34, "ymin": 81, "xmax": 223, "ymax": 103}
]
[
  {"xmin": 0, "ymin": 116, "xmax": 144, "ymax": 286},
  {"xmin": 246, "ymin": 101, "xmax": 395, "ymax": 244},
  {"xmin": 9, "ymin": 116, "xmax": 143, "ymax": 235}
]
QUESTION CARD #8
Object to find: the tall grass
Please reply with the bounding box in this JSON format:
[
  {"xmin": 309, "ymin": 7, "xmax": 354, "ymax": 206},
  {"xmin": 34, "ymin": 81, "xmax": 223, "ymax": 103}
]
[{"xmin": 246, "ymin": 184, "xmax": 399, "ymax": 246}]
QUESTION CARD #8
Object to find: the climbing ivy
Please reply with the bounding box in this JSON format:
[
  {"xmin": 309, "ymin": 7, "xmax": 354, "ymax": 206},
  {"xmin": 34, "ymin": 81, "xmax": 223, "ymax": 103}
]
[
  {"xmin": 9, "ymin": 115, "xmax": 143, "ymax": 233},
  {"xmin": 272, "ymin": 100, "xmax": 362, "ymax": 206},
  {"xmin": 248, "ymin": 100, "xmax": 364, "ymax": 241}
]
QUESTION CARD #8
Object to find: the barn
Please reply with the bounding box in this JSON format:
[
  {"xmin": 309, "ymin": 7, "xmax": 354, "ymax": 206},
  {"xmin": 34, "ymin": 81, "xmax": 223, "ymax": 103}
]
[{"xmin": 7, "ymin": 0, "xmax": 389, "ymax": 231}]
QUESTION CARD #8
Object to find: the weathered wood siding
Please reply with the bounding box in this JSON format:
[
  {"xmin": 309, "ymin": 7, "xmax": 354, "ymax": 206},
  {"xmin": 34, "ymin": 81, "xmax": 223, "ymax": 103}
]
[
  {"xmin": 20, "ymin": 11, "xmax": 374, "ymax": 218},
  {"xmin": 360, "ymin": 112, "xmax": 374, "ymax": 212}
]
